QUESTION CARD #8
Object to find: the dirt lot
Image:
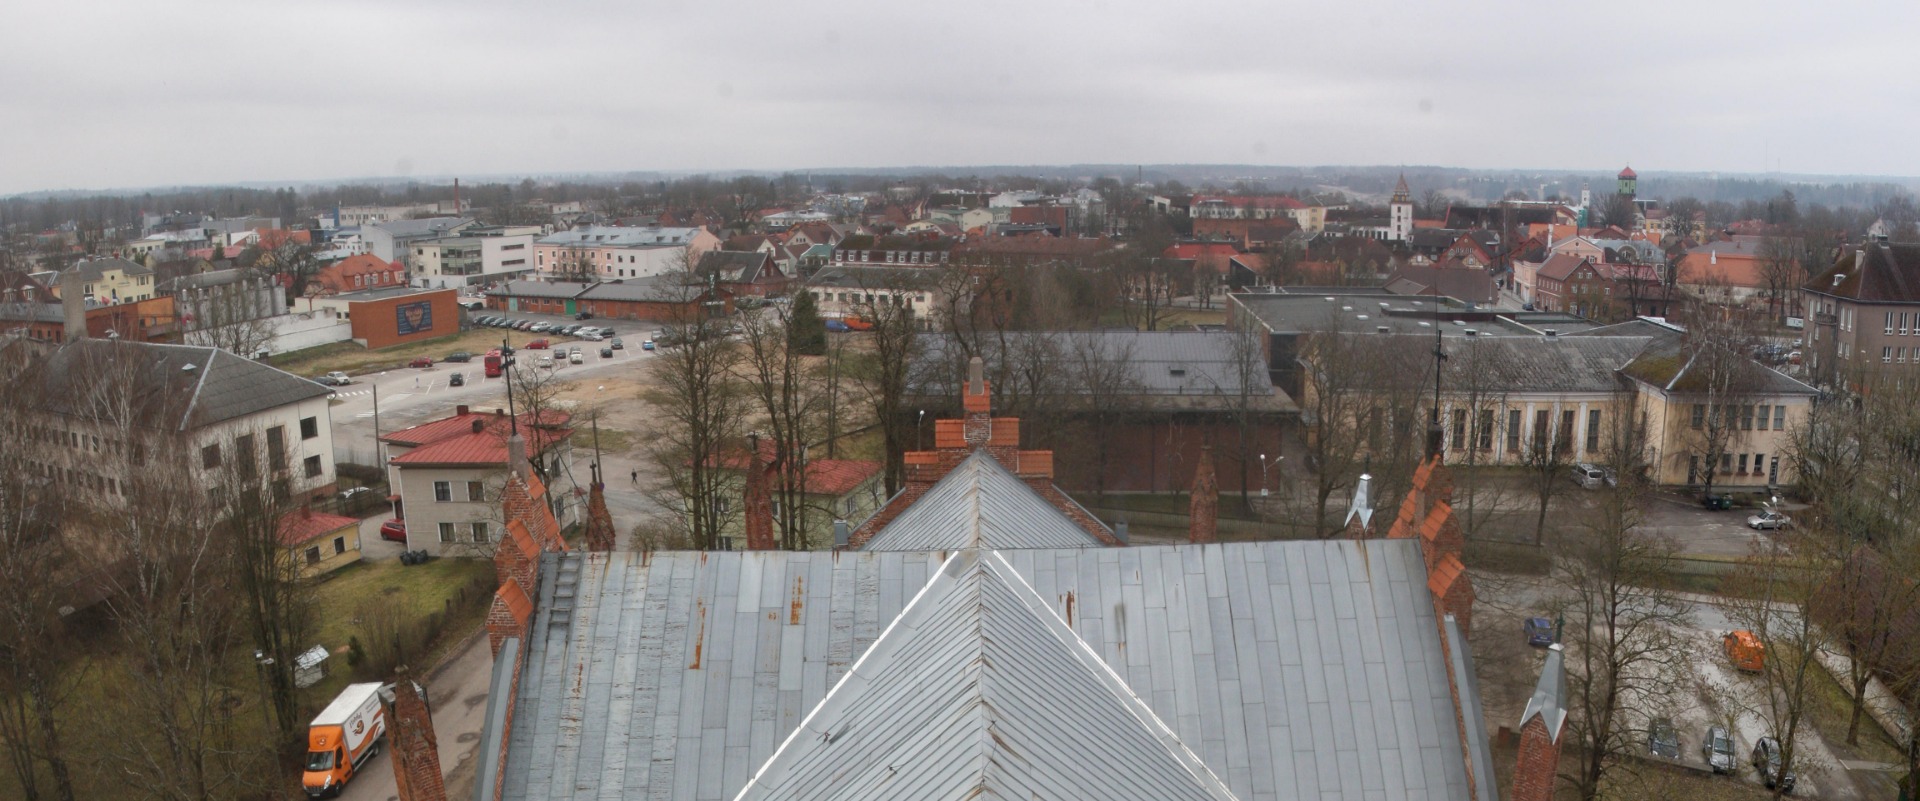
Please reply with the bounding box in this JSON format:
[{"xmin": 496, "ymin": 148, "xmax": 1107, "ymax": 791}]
[{"xmin": 271, "ymin": 326, "xmax": 590, "ymax": 378}]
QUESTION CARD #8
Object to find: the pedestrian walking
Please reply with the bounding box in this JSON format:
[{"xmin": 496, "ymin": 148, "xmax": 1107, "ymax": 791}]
[{"xmin": 630, "ymin": 469, "xmax": 638, "ymax": 484}]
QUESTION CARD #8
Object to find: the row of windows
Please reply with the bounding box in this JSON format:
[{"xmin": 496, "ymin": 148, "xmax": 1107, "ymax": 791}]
[
  {"xmin": 433, "ymin": 480, "xmax": 487, "ymax": 502},
  {"xmin": 439, "ymin": 521, "xmax": 490, "ymax": 543},
  {"xmin": 1883, "ymin": 311, "xmax": 1920, "ymax": 335},
  {"xmin": 1689, "ymin": 404, "xmax": 1787, "ymax": 431},
  {"xmin": 1445, "ymin": 407, "xmax": 1604, "ymax": 454},
  {"xmin": 26, "ymin": 460, "xmax": 121, "ymax": 496},
  {"xmin": 813, "ymin": 291, "xmax": 928, "ymax": 306},
  {"xmin": 835, "ymin": 250, "xmax": 950, "ymax": 265},
  {"xmin": 1690, "ymin": 453, "xmax": 1779, "ymax": 480}
]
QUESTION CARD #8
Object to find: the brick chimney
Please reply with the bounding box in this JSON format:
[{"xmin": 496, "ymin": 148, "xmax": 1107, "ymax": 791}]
[
  {"xmin": 743, "ymin": 434, "xmax": 775, "ymax": 550},
  {"xmin": 1512, "ymin": 644, "xmax": 1568, "ymax": 801},
  {"xmin": 1188, "ymin": 445, "xmax": 1218, "ymax": 544},
  {"xmin": 384, "ymin": 670, "xmax": 446, "ymax": 801}
]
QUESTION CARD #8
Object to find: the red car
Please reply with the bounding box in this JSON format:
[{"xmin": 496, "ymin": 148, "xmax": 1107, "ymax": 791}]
[
  {"xmin": 379, "ymin": 519, "xmax": 407, "ymax": 542},
  {"xmin": 524, "ymin": 339, "xmax": 550, "ymax": 350},
  {"xmin": 409, "ymin": 356, "xmax": 433, "ymax": 368}
]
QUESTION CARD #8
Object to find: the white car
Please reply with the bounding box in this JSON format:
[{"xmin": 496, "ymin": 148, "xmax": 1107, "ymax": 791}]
[
  {"xmin": 536, "ymin": 355, "xmax": 555, "ymax": 369},
  {"xmin": 1747, "ymin": 510, "xmax": 1792, "ymax": 530},
  {"xmin": 569, "ymin": 351, "xmax": 584, "ymax": 364}
]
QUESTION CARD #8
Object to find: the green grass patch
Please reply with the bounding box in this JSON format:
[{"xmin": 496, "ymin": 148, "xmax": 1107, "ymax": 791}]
[
  {"xmin": 572, "ymin": 425, "xmax": 634, "ymax": 456},
  {"xmin": 301, "ymin": 557, "xmax": 493, "ymax": 702}
]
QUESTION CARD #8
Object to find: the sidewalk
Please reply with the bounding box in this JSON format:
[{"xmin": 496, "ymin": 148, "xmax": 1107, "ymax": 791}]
[{"xmin": 1815, "ymin": 646, "xmax": 1915, "ymax": 747}]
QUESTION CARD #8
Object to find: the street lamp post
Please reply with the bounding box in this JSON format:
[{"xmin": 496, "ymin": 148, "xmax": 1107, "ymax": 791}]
[{"xmin": 1258, "ymin": 453, "xmax": 1284, "ymax": 497}]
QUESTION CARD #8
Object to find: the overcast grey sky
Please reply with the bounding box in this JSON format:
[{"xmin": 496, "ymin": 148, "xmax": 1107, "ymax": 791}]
[{"xmin": 5, "ymin": 0, "xmax": 1917, "ymax": 195}]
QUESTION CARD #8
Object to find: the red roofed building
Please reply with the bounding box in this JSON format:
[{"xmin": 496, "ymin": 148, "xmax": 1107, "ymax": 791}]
[
  {"xmin": 381, "ymin": 405, "xmax": 574, "ymax": 557},
  {"xmin": 714, "ymin": 439, "xmax": 883, "ymax": 550},
  {"xmin": 279, "ymin": 507, "xmax": 363, "ymax": 576},
  {"xmin": 312, "ymin": 253, "xmax": 406, "ymax": 294}
]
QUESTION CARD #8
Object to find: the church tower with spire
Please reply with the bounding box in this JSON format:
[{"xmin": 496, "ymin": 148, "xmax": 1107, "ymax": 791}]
[{"xmin": 1389, "ymin": 173, "xmax": 1413, "ymax": 242}]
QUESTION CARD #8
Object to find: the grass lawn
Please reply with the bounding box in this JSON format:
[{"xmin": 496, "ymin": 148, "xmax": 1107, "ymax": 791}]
[
  {"xmin": 271, "ymin": 327, "xmax": 586, "ymax": 378},
  {"xmin": 572, "ymin": 425, "xmax": 635, "ymax": 457},
  {"xmin": 301, "ymin": 556, "xmax": 495, "ymax": 703}
]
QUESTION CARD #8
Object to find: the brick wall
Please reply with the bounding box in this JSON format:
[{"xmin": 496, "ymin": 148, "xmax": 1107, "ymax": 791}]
[
  {"xmin": 348, "ymin": 289, "xmax": 460, "ymax": 350},
  {"xmin": 385, "ymin": 674, "xmax": 446, "ymax": 801},
  {"xmin": 1512, "ymin": 712, "xmax": 1562, "ymax": 801}
]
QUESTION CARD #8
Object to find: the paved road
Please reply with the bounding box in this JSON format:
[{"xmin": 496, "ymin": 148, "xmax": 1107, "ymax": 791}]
[{"xmin": 336, "ymin": 632, "xmax": 495, "ymax": 801}]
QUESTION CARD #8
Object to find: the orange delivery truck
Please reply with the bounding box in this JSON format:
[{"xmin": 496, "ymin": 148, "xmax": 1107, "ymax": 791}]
[{"xmin": 303, "ymin": 682, "xmax": 386, "ymax": 797}]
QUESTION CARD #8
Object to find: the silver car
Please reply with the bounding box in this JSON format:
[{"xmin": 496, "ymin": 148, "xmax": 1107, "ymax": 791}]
[{"xmin": 1702, "ymin": 725, "xmax": 1736, "ymax": 774}]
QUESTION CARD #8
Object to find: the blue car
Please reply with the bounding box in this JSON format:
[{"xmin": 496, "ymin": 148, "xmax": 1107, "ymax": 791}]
[
  {"xmin": 1524, "ymin": 617, "xmax": 1555, "ymax": 647},
  {"xmin": 824, "ymin": 319, "xmax": 850, "ymax": 333}
]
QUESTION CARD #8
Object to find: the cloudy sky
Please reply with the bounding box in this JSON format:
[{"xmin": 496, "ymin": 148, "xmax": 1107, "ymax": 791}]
[{"xmin": 4, "ymin": 0, "xmax": 1917, "ymax": 195}]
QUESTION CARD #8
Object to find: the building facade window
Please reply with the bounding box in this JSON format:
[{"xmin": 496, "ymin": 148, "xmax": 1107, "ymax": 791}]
[
  {"xmin": 434, "ymin": 481, "xmax": 452, "ymax": 502},
  {"xmin": 202, "ymin": 443, "xmax": 221, "ymax": 470},
  {"xmin": 1586, "ymin": 409, "xmax": 1600, "ymax": 453},
  {"xmin": 1691, "ymin": 404, "xmax": 1705, "ymax": 429},
  {"xmin": 467, "ymin": 481, "xmax": 484, "ymax": 501},
  {"xmin": 1774, "ymin": 405, "xmax": 1786, "ymax": 429},
  {"xmin": 439, "ymin": 522, "xmax": 456, "ymax": 542},
  {"xmin": 304, "ymin": 455, "xmax": 323, "ymax": 478},
  {"xmin": 1506, "ymin": 409, "xmax": 1521, "ymax": 452},
  {"xmin": 472, "ymin": 522, "xmax": 490, "ymax": 543},
  {"xmin": 333, "ymin": 536, "xmax": 347, "ymax": 555},
  {"xmin": 301, "ymin": 416, "xmax": 320, "ymax": 440}
]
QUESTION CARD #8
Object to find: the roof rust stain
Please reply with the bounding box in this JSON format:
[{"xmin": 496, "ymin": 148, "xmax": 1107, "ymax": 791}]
[
  {"xmin": 1113, "ymin": 602, "xmax": 1127, "ymax": 655},
  {"xmin": 790, "ymin": 575, "xmax": 805, "ymax": 625},
  {"xmin": 1062, "ymin": 590, "xmax": 1076, "ymax": 628},
  {"xmin": 689, "ymin": 598, "xmax": 706, "ymax": 670}
]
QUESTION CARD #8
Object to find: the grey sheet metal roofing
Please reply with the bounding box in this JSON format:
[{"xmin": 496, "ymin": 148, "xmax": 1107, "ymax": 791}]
[
  {"xmin": 859, "ymin": 450, "xmax": 1109, "ymax": 551},
  {"xmin": 24, "ymin": 339, "xmax": 331, "ymax": 430},
  {"xmin": 910, "ymin": 330, "xmax": 1280, "ymax": 398},
  {"xmin": 499, "ymin": 540, "xmax": 1473, "ymax": 801},
  {"xmin": 732, "ymin": 550, "xmax": 1236, "ymax": 801}
]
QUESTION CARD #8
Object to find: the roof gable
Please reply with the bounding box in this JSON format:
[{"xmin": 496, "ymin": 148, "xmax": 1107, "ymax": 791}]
[
  {"xmin": 734, "ymin": 550, "xmax": 1236, "ymax": 801},
  {"xmin": 861, "ymin": 451, "xmax": 1107, "ymax": 550}
]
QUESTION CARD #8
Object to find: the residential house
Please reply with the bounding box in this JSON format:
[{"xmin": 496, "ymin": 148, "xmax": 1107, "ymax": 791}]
[
  {"xmin": 312, "ymin": 254, "xmax": 406, "ymax": 294},
  {"xmin": 693, "ymin": 250, "xmax": 787, "ymax": 297},
  {"xmin": 830, "ymin": 234, "xmax": 956, "ymax": 268},
  {"xmin": 532, "ymin": 225, "xmax": 720, "ymax": 282},
  {"xmin": 1677, "ymin": 237, "xmax": 1767, "ymax": 303},
  {"xmin": 805, "ymin": 265, "xmax": 943, "ymax": 328},
  {"xmin": 1533, "ymin": 254, "xmax": 1666, "ymax": 321},
  {"xmin": 1612, "ymin": 329, "xmax": 1815, "ymax": 488},
  {"xmin": 1802, "ymin": 241, "xmax": 1920, "ymax": 384},
  {"xmin": 52, "ymin": 257, "xmax": 156, "ymax": 305},
  {"xmin": 713, "ymin": 441, "xmax": 884, "ymax": 550},
  {"xmin": 380, "ymin": 405, "xmax": 572, "ymax": 557},
  {"xmin": 280, "ymin": 508, "xmax": 362, "ymax": 576}
]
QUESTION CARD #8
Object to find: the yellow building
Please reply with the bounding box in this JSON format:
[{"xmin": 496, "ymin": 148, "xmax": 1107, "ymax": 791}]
[
  {"xmin": 279, "ymin": 509, "xmax": 363, "ymax": 576},
  {"xmin": 53, "ymin": 257, "xmax": 156, "ymax": 304}
]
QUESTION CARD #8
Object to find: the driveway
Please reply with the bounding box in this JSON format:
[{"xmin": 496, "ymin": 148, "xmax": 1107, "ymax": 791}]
[
  {"xmin": 1639, "ymin": 491, "xmax": 1784, "ymax": 559},
  {"xmin": 336, "ymin": 631, "xmax": 495, "ymax": 801}
]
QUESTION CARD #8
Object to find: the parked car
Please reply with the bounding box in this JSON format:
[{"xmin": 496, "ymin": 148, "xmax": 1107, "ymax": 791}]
[
  {"xmin": 445, "ymin": 351, "xmax": 472, "ymax": 363},
  {"xmin": 578, "ymin": 331, "xmax": 603, "ymax": 341},
  {"xmin": 515, "ymin": 320, "xmax": 534, "ymax": 330},
  {"xmin": 379, "ymin": 519, "xmax": 407, "ymax": 543},
  {"xmin": 322, "ymin": 371, "xmax": 352, "ymax": 386},
  {"xmin": 530, "ymin": 322, "xmax": 552, "ymax": 333},
  {"xmin": 642, "ymin": 339, "xmax": 655, "ymax": 351},
  {"xmin": 339, "ymin": 486, "xmax": 373, "ymax": 502},
  {"xmin": 448, "ymin": 372, "xmax": 465, "ymax": 387},
  {"xmin": 525, "ymin": 339, "xmax": 549, "ymax": 349},
  {"xmin": 1570, "ymin": 462, "xmax": 1606, "ymax": 489},
  {"xmin": 559, "ymin": 324, "xmax": 580, "ymax": 336},
  {"xmin": 1647, "ymin": 717, "xmax": 1679, "ymax": 759},
  {"xmin": 575, "ymin": 312, "xmax": 594, "ymax": 320},
  {"xmin": 1750, "ymin": 737, "xmax": 1796, "ymax": 792},
  {"xmin": 825, "ymin": 318, "xmax": 850, "ymax": 333},
  {"xmin": 1701, "ymin": 493, "xmax": 1733, "ymax": 511},
  {"xmin": 1702, "ymin": 725, "xmax": 1736, "ymax": 774},
  {"xmin": 569, "ymin": 350, "xmax": 584, "ymax": 364},
  {"xmin": 1747, "ymin": 510, "xmax": 1792, "ymax": 530},
  {"xmin": 409, "ymin": 356, "xmax": 434, "ymax": 368},
  {"xmin": 1524, "ymin": 617, "xmax": 1555, "ymax": 647},
  {"xmin": 611, "ymin": 337, "xmax": 624, "ymax": 349},
  {"xmin": 536, "ymin": 355, "xmax": 554, "ymax": 368},
  {"xmin": 599, "ymin": 347, "xmax": 614, "ymax": 358}
]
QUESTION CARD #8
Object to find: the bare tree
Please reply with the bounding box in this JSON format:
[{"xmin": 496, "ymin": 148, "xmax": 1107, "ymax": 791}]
[
  {"xmin": 1719, "ymin": 530, "xmax": 1832, "ymax": 800},
  {"xmin": 1060, "ymin": 332, "xmax": 1142, "ymax": 500},
  {"xmin": 844, "ymin": 280, "xmax": 923, "ymax": 496},
  {"xmin": 641, "ymin": 275, "xmax": 747, "ymax": 549},
  {"xmin": 1550, "ymin": 409, "xmax": 1694, "ymax": 801},
  {"xmin": 215, "ymin": 430, "xmax": 316, "ymax": 743},
  {"xmin": 736, "ymin": 302, "xmax": 830, "ymax": 550},
  {"xmin": 181, "ymin": 273, "xmax": 277, "ymax": 357},
  {"xmin": 1520, "ymin": 404, "xmax": 1575, "ymax": 546},
  {"xmin": 0, "ymin": 347, "xmax": 79, "ymax": 801},
  {"xmin": 1757, "ymin": 236, "xmax": 1807, "ymax": 323},
  {"xmin": 1675, "ymin": 309, "xmax": 1768, "ymax": 499}
]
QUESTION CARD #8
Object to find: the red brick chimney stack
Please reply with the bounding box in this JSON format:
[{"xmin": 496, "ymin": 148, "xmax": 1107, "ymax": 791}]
[
  {"xmin": 385, "ymin": 670, "xmax": 446, "ymax": 801},
  {"xmin": 744, "ymin": 434, "xmax": 775, "ymax": 550},
  {"xmin": 1188, "ymin": 446, "xmax": 1218, "ymax": 544},
  {"xmin": 1512, "ymin": 643, "xmax": 1568, "ymax": 801},
  {"xmin": 583, "ymin": 475, "xmax": 616, "ymax": 552}
]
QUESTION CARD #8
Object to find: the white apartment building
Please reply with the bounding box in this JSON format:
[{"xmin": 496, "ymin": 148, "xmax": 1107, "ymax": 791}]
[{"xmin": 532, "ymin": 225, "xmax": 720, "ymax": 282}]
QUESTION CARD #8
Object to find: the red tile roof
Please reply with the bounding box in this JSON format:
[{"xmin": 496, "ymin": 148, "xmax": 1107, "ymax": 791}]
[
  {"xmin": 278, "ymin": 509, "xmax": 360, "ymax": 547},
  {"xmin": 718, "ymin": 441, "xmax": 881, "ymax": 496},
  {"xmin": 384, "ymin": 409, "xmax": 572, "ymax": 467}
]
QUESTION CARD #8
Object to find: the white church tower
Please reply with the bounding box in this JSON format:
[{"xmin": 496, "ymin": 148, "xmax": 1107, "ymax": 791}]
[{"xmin": 1389, "ymin": 174, "xmax": 1413, "ymax": 242}]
